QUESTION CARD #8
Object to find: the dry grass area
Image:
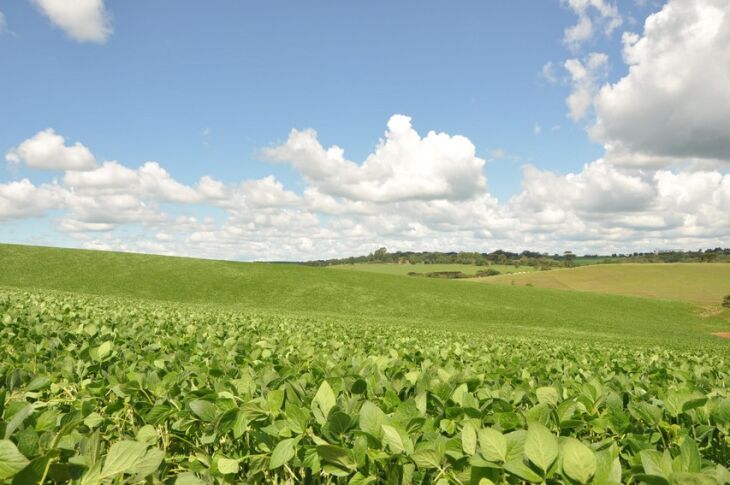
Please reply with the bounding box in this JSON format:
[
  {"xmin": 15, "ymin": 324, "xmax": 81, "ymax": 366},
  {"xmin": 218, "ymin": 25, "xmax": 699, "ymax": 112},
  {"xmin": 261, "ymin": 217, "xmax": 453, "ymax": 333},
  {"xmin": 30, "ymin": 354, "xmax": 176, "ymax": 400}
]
[{"xmin": 476, "ymin": 263, "xmax": 730, "ymax": 305}]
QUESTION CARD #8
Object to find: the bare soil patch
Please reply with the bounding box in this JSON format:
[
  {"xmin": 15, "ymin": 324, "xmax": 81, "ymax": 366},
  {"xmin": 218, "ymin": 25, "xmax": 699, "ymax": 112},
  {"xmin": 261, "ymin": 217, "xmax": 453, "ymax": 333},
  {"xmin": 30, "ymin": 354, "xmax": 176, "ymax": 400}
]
[{"xmin": 713, "ymin": 332, "xmax": 730, "ymax": 339}]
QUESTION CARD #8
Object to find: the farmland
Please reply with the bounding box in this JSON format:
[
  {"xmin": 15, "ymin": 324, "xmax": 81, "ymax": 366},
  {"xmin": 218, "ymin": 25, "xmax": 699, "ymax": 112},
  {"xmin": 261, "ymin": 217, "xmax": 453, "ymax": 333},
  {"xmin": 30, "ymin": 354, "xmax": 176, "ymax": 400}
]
[
  {"xmin": 0, "ymin": 244, "xmax": 729, "ymax": 483},
  {"xmin": 329, "ymin": 263, "xmax": 536, "ymax": 277},
  {"xmin": 480, "ymin": 263, "xmax": 730, "ymax": 306}
]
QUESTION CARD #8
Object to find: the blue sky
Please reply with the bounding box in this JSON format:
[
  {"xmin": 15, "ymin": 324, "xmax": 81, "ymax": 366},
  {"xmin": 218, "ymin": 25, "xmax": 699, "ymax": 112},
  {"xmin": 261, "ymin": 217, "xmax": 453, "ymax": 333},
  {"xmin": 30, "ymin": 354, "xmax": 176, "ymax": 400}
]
[{"xmin": 1, "ymin": 1, "xmax": 728, "ymax": 260}]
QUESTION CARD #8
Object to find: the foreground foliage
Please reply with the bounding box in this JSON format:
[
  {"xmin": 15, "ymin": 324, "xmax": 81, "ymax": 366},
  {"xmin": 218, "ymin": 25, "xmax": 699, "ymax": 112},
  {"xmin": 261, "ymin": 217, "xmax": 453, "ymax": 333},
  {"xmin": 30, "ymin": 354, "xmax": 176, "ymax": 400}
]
[{"xmin": 0, "ymin": 289, "xmax": 728, "ymax": 484}]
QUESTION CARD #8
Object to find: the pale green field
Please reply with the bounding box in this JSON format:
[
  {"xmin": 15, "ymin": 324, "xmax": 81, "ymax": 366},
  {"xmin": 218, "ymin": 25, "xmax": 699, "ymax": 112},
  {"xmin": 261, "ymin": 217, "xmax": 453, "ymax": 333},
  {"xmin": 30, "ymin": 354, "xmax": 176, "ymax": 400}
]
[
  {"xmin": 328, "ymin": 262, "xmax": 536, "ymax": 276},
  {"xmin": 479, "ymin": 262, "xmax": 730, "ymax": 305}
]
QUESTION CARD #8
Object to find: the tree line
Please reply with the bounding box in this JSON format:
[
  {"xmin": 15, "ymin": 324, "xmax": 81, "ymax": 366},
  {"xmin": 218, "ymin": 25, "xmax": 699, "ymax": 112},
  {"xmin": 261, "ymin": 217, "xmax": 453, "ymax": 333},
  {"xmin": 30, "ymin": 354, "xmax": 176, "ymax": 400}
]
[{"xmin": 302, "ymin": 247, "xmax": 730, "ymax": 269}]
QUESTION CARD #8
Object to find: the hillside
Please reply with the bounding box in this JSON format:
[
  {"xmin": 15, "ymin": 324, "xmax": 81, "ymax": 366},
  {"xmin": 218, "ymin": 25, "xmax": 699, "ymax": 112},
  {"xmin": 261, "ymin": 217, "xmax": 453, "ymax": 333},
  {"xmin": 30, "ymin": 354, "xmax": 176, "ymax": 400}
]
[
  {"xmin": 0, "ymin": 243, "xmax": 728, "ymax": 346},
  {"xmin": 479, "ymin": 263, "xmax": 730, "ymax": 305}
]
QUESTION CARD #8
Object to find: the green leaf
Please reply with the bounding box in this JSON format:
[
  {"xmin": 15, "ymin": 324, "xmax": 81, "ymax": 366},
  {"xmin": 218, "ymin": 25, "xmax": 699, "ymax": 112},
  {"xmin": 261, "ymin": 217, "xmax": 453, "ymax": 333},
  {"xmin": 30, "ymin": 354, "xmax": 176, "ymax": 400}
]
[
  {"xmin": 131, "ymin": 448, "xmax": 165, "ymax": 480},
  {"xmin": 311, "ymin": 380, "xmax": 336, "ymax": 425},
  {"xmin": 411, "ymin": 448, "xmax": 441, "ymax": 469},
  {"xmin": 0, "ymin": 440, "xmax": 30, "ymax": 481},
  {"xmin": 462, "ymin": 422, "xmax": 477, "ymax": 455},
  {"xmin": 91, "ymin": 341, "xmax": 113, "ymax": 362},
  {"xmin": 524, "ymin": 422, "xmax": 558, "ymax": 472},
  {"xmin": 594, "ymin": 448, "xmax": 621, "ymax": 485},
  {"xmin": 317, "ymin": 444, "xmax": 356, "ymax": 471},
  {"xmin": 504, "ymin": 459, "xmax": 543, "ymax": 483},
  {"xmin": 233, "ymin": 409, "xmax": 248, "ymax": 438},
  {"xmin": 269, "ymin": 437, "xmax": 300, "ymax": 469},
  {"xmin": 218, "ymin": 457, "xmax": 240, "ymax": 475},
  {"xmin": 100, "ymin": 440, "xmax": 148, "ymax": 478},
  {"xmin": 561, "ymin": 438, "xmax": 596, "ymax": 484},
  {"xmin": 478, "ymin": 428, "xmax": 507, "ymax": 463},
  {"xmin": 536, "ymin": 386, "xmax": 560, "ymax": 406},
  {"xmin": 175, "ymin": 472, "xmax": 208, "ymax": 485},
  {"xmin": 679, "ymin": 439, "xmax": 701, "ymax": 473},
  {"xmin": 136, "ymin": 424, "xmax": 158, "ymax": 445},
  {"xmin": 4, "ymin": 404, "xmax": 33, "ymax": 439},
  {"xmin": 669, "ymin": 472, "xmax": 717, "ymax": 485},
  {"xmin": 712, "ymin": 398, "xmax": 730, "ymax": 425},
  {"xmin": 189, "ymin": 399, "xmax": 217, "ymax": 422},
  {"xmin": 381, "ymin": 424, "xmax": 412, "ymax": 455},
  {"xmin": 359, "ymin": 401, "xmax": 386, "ymax": 439},
  {"xmin": 349, "ymin": 471, "xmax": 377, "ymax": 484},
  {"xmin": 11, "ymin": 452, "xmax": 57, "ymax": 485},
  {"xmin": 640, "ymin": 450, "xmax": 673, "ymax": 478}
]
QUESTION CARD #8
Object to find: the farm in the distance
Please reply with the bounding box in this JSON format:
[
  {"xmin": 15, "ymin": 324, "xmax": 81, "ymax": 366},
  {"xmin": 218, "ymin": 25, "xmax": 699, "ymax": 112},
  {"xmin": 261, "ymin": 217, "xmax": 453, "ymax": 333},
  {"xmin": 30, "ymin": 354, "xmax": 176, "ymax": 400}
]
[{"xmin": 0, "ymin": 244, "xmax": 728, "ymax": 484}]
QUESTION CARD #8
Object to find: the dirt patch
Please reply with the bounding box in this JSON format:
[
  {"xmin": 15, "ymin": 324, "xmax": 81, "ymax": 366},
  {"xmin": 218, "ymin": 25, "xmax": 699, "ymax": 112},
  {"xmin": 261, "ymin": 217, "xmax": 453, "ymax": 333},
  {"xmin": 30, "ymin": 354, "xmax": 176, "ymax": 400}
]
[{"xmin": 713, "ymin": 332, "xmax": 730, "ymax": 339}]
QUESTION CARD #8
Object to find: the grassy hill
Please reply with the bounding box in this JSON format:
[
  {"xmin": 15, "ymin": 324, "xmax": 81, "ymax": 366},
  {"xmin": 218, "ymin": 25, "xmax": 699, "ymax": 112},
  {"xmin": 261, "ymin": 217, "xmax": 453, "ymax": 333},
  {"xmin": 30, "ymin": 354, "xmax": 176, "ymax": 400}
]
[
  {"xmin": 1, "ymin": 243, "xmax": 728, "ymax": 346},
  {"xmin": 479, "ymin": 263, "xmax": 730, "ymax": 305}
]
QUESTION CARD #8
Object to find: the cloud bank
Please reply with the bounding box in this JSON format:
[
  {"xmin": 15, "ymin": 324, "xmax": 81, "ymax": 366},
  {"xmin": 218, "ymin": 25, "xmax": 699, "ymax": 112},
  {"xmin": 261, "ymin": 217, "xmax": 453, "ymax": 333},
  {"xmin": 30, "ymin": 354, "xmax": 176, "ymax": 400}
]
[{"xmin": 2, "ymin": 115, "xmax": 728, "ymax": 260}]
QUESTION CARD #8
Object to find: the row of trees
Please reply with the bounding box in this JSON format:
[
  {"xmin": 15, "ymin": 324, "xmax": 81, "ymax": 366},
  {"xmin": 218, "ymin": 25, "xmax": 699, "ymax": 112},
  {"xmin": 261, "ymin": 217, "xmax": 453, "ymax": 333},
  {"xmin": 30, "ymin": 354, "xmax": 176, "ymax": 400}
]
[{"xmin": 303, "ymin": 247, "xmax": 730, "ymax": 268}]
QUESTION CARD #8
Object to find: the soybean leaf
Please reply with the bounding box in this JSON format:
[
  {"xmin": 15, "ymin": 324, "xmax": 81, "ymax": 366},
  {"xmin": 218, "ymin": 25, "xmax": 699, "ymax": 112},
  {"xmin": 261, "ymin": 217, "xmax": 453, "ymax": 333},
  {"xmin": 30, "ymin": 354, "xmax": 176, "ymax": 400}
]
[
  {"xmin": 462, "ymin": 422, "xmax": 477, "ymax": 455},
  {"xmin": 359, "ymin": 401, "xmax": 386, "ymax": 439},
  {"xmin": 561, "ymin": 438, "xmax": 596, "ymax": 484},
  {"xmin": 0, "ymin": 440, "xmax": 30, "ymax": 481},
  {"xmin": 218, "ymin": 457, "xmax": 240, "ymax": 475},
  {"xmin": 524, "ymin": 422, "xmax": 558, "ymax": 473},
  {"xmin": 100, "ymin": 440, "xmax": 148, "ymax": 479},
  {"xmin": 189, "ymin": 400, "xmax": 217, "ymax": 422},
  {"xmin": 478, "ymin": 428, "xmax": 507, "ymax": 463},
  {"xmin": 269, "ymin": 437, "xmax": 300, "ymax": 469},
  {"xmin": 311, "ymin": 381, "xmax": 336, "ymax": 426},
  {"xmin": 411, "ymin": 449, "xmax": 441, "ymax": 469}
]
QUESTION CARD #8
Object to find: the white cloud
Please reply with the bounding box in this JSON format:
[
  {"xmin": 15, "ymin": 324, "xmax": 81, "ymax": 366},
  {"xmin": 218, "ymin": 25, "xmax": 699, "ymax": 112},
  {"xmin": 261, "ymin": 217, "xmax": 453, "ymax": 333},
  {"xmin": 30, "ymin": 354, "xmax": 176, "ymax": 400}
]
[
  {"xmin": 64, "ymin": 161, "xmax": 200, "ymax": 203},
  {"xmin": 514, "ymin": 160, "xmax": 655, "ymax": 216},
  {"xmin": 241, "ymin": 176, "xmax": 300, "ymax": 208},
  {"xmin": 540, "ymin": 62, "xmax": 558, "ymax": 84},
  {"xmin": 0, "ymin": 179, "xmax": 61, "ymax": 220},
  {"xmin": 197, "ymin": 176, "xmax": 227, "ymax": 200},
  {"xmin": 1, "ymin": 116, "xmax": 728, "ymax": 260},
  {"xmin": 6, "ymin": 129, "xmax": 97, "ymax": 171},
  {"xmin": 58, "ymin": 161, "xmax": 206, "ymax": 230},
  {"xmin": 0, "ymin": 11, "xmax": 6, "ymax": 33},
  {"xmin": 564, "ymin": 52, "xmax": 608, "ymax": 121},
  {"xmin": 32, "ymin": 0, "xmax": 112, "ymax": 43},
  {"xmin": 263, "ymin": 114, "xmax": 487, "ymax": 202},
  {"xmin": 563, "ymin": 0, "xmax": 622, "ymax": 49},
  {"xmin": 592, "ymin": 0, "xmax": 730, "ymax": 167}
]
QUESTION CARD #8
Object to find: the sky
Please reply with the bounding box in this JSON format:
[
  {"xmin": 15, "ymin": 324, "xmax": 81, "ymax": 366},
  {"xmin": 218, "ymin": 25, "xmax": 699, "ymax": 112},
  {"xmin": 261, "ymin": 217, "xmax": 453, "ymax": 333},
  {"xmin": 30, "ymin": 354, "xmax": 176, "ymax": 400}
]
[{"xmin": 1, "ymin": 0, "xmax": 729, "ymax": 260}]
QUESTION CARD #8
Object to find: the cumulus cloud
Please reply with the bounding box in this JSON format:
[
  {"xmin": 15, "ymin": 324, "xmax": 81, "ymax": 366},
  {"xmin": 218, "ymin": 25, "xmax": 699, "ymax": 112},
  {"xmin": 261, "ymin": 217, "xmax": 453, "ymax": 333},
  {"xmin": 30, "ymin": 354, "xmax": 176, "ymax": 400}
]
[
  {"xmin": 514, "ymin": 160, "xmax": 654, "ymax": 215},
  {"xmin": 0, "ymin": 179, "xmax": 62, "ymax": 220},
  {"xmin": 32, "ymin": 0, "xmax": 112, "ymax": 43},
  {"xmin": 6, "ymin": 129, "xmax": 97, "ymax": 171},
  {"xmin": 564, "ymin": 52, "xmax": 608, "ymax": 121},
  {"xmin": 591, "ymin": 0, "xmax": 730, "ymax": 167},
  {"xmin": 563, "ymin": 0, "xmax": 622, "ymax": 49},
  {"xmin": 263, "ymin": 114, "xmax": 487, "ymax": 202},
  {"xmin": 1, "ymin": 116, "xmax": 728, "ymax": 260}
]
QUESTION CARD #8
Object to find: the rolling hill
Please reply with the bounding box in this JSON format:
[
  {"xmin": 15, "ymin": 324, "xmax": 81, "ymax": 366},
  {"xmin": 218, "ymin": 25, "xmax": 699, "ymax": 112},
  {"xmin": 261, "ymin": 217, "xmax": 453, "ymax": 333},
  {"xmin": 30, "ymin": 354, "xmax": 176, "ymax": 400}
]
[{"xmin": 0, "ymin": 243, "xmax": 727, "ymax": 346}]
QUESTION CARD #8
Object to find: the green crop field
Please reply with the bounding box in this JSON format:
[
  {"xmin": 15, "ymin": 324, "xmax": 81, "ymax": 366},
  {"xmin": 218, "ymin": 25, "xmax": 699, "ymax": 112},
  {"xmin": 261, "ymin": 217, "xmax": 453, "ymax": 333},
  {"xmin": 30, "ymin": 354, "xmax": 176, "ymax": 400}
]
[
  {"xmin": 0, "ymin": 244, "xmax": 729, "ymax": 484},
  {"xmin": 479, "ymin": 263, "xmax": 730, "ymax": 306},
  {"xmin": 329, "ymin": 263, "xmax": 536, "ymax": 277}
]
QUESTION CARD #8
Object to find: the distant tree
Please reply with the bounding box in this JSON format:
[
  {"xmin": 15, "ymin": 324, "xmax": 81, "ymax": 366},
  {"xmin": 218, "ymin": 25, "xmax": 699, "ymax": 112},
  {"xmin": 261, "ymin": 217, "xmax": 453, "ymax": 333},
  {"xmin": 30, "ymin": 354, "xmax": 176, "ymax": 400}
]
[
  {"xmin": 563, "ymin": 251, "xmax": 576, "ymax": 267},
  {"xmin": 373, "ymin": 247, "xmax": 387, "ymax": 261},
  {"xmin": 723, "ymin": 295, "xmax": 730, "ymax": 308}
]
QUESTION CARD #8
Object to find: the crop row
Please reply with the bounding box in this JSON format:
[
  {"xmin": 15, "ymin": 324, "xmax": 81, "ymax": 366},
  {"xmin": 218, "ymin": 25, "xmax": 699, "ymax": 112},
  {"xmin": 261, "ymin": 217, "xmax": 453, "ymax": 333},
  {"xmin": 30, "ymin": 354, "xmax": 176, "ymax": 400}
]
[{"xmin": 0, "ymin": 289, "xmax": 728, "ymax": 484}]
